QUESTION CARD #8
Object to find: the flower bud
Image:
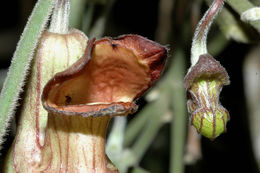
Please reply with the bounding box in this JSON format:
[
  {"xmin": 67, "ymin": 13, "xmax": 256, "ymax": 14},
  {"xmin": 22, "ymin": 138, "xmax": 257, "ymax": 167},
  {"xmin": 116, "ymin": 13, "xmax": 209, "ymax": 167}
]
[{"xmin": 184, "ymin": 54, "xmax": 230, "ymax": 140}]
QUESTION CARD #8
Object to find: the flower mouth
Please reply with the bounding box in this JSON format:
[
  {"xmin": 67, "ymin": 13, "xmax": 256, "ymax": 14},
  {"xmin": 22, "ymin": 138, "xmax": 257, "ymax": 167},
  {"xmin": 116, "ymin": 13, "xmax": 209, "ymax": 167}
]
[{"xmin": 42, "ymin": 35, "xmax": 167, "ymax": 117}]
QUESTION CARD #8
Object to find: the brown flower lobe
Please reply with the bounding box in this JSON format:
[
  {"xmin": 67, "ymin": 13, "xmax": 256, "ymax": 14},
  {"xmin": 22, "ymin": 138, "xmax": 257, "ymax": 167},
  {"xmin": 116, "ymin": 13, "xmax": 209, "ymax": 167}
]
[{"xmin": 42, "ymin": 35, "xmax": 167, "ymax": 117}]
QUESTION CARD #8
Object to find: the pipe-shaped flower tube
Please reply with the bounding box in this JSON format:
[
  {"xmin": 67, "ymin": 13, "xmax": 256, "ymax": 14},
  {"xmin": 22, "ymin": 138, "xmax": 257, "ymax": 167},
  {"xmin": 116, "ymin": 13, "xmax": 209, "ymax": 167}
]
[
  {"xmin": 8, "ymin": 30, "xmax": 89, "ymax": 173},
  {"xmin": 3, "ymin": 29, "xmax": 89, "ymax": 172},
  {"xmin": 3, "ymin": 0, "xmax": 87, "ymax": 172},
  {"xmin": 38, "ymin": 35, "xmax": 167, "ymax": 172}
]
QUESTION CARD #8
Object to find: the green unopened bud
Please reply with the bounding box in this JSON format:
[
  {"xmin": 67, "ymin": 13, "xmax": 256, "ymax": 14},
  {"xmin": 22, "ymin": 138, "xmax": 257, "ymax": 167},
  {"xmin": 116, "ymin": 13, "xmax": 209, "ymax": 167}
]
[{"xmin": 184, "ymin": 54, "xmax": 230, "ymax": 140}]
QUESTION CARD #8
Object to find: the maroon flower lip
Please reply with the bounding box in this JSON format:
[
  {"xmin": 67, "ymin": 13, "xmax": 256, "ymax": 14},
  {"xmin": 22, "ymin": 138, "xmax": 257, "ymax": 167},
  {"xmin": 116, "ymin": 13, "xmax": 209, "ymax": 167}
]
[
  {"xmin": 184, "ymin": 54, "xmax": 230, "ymax": 89},
  {"xmin": 42, "ymin": 34, "xmax": 167, "ymax": 117}
]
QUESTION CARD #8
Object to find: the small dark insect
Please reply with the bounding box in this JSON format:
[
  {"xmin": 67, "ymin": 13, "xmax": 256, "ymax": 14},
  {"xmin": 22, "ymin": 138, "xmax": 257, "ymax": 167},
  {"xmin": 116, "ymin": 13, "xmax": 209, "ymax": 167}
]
[{"xmin": 65, "ymin": 95, "xmax": 72, "ymax": 104}]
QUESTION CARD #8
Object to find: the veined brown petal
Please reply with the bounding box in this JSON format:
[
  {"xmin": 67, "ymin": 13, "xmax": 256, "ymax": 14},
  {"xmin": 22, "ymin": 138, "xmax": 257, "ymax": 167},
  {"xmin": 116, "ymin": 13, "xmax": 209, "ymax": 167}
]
[{"xmin": 42, "ymin": 35, "xmax": 167, "ymax": 117}]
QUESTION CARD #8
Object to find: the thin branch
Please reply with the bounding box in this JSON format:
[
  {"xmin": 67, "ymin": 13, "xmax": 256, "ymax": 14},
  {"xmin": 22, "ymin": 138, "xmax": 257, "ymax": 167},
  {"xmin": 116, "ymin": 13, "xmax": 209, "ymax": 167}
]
[
  {"xmin": 227, "ymin": 0, "xmax": 260, "ymax": 33},
  {"xmin": 170, "ymin": 49, "xmax": 187, "ymax": 173}
]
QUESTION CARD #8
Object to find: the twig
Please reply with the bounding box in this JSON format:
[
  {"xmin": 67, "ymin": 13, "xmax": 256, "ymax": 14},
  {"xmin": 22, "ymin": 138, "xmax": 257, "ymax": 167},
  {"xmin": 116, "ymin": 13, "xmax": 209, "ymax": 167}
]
[
  {"xmin": 216, "ymin": 6, "xmax": 252, "ymax": 43},
  {"xmin": 131, "ymin": 92, "xmax": 169, "ymax": 163},
  {"xmin": 227, "ymin": 0, "xmax": 260, "ymax": 33},
  {"xmin": 170, "ymin": 49, "xmax": 187, "ymax": 173}
]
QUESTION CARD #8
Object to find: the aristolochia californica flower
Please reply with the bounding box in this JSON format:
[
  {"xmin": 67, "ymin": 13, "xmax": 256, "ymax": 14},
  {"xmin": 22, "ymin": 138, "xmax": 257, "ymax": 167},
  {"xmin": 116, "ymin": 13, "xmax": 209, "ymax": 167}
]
[
  {"xmin": 6, "ymin": 34, "xmax": 167, "ymax": 172},
  {"xmin": 39, "ymin": 35, "xmax": 167, "ymax": 172},
  {"xmin": 4, "ymin": 1, "xmax": 168, "ymax": 172},
  {"xmin": 185, "ymin": 0, "xmax": 230, "ymax": 140}
]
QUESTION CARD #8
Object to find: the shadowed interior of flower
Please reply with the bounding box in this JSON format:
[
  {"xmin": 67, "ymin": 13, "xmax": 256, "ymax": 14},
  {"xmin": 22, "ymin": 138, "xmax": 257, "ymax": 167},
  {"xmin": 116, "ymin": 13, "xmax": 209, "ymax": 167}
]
[{"xmin": 43, "ymin": 35, "xmax": 166, "ymax": 117}]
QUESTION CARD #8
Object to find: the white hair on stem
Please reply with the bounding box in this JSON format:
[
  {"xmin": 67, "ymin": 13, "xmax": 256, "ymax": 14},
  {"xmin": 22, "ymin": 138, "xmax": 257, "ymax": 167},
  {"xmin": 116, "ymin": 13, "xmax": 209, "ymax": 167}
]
[{"xmin": 191, "ymin": 0, "xmax": 225, "ymax": 66}]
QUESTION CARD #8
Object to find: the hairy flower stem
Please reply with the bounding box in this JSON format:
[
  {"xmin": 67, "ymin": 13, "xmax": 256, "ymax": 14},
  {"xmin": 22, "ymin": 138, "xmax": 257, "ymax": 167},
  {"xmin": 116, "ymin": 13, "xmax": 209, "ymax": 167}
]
[
  {"xmin": 191, "ymin": 0, "xmax": 224, "ymax": 66},
  {"xmin": 49, "ymin": 0, "xmax": 70, "ymax": 34}
]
